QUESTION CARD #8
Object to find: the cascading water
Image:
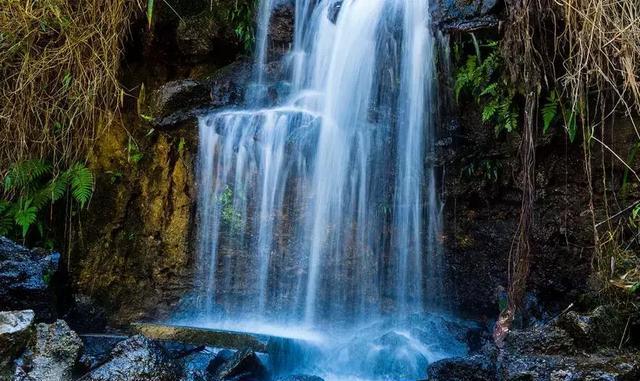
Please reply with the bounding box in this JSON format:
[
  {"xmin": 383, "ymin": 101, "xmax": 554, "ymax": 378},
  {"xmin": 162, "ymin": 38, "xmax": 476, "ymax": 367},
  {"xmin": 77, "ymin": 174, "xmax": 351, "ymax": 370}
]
[{"xmin": 189, "ymin": 0, "xmax": 467, "ymax": 379}]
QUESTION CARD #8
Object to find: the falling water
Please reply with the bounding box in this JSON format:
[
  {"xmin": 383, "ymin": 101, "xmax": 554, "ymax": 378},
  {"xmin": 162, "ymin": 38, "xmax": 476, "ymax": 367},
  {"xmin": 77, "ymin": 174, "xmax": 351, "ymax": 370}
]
[{"xmin": 191, "ymin": 0, "xmax": 464, "ymax": 379}]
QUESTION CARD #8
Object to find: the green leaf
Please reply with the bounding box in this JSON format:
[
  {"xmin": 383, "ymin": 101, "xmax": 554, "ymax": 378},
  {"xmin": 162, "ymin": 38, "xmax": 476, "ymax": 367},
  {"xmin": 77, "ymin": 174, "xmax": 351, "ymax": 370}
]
[
  {"xmin": 3, "ymin": 159, "xmax": 51, "ymax": 191},
  {"xmin": 542, "ymin": 91, "xmax": 559, "ymax": 134},
  {"xmin": 566, "ymin": 110, "xmax": 577, "ymax": 143},
  {"xmin": 146, "ymin": 0, "xmax": 155, "ymax": 30},
  {"xmin": 482, "ymin": 102, "xmax": 498, "ymax": 122},
  {"xmin": 67, "ymin": 164, "xmax": 94, "ymax": 208},
  {"xmin": 15, "ymin": 199, "xmax": 38, "ymax": 238}
]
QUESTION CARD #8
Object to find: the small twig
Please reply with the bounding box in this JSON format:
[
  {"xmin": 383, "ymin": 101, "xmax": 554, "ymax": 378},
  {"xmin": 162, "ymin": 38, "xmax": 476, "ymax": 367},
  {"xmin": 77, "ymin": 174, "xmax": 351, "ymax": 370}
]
[
  {"xmin": 595, "ymin": 200, "xmax": 640, "ymax": 228},
  {"xmin": 618, "ymin": 316, "xmax": 631, "ymax": 350}
]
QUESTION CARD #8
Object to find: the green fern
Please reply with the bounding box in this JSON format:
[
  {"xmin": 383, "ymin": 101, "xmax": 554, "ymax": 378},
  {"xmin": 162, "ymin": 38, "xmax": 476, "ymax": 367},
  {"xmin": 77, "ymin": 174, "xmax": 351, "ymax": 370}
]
[
  {"xmin": 14, "ymin": 198, "xmax": 37, "ymax": 237},
  {"xmin": 4, "ymin": 159, "xmax": 51, "ymax": 192},
  {"xmin": 1, "ymin": 160, "xmax": 94, "ymax": 242},
  {"xmin": 68, "ymin": 163, "xmax": 94, "ymax": 208},
  {"xmin": 541, "ymin": 91, "xmax": 559, "ymax": 134}
]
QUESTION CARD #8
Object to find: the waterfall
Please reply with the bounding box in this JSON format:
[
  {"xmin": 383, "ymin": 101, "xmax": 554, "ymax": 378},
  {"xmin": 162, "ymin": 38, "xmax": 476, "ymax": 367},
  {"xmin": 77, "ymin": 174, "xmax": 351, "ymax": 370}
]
[{"xmin": 192, "ymin": 0, "xmax": 464, "ymax": 379}]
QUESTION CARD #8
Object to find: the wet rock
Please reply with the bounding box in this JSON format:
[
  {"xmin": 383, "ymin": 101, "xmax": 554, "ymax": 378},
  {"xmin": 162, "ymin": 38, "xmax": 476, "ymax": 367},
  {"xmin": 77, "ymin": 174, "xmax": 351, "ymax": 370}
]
[
  {"xmin": 63, "ymin": 295, "xmax": 107, "ymax": 334},
  {"xmin": 206, "ymin": 349, "xmax": 234, "ymax": 375},
  {"xmin": 504, "ymin": 325, "xmax": 575, "ymax": 356},
  {"xmin": 369, "ymin": 332, "xmax": 428, "ymax": 378},
  {"xmin": 498, "ymin": 352, "xmax": 640, "ymax": 381},
  {"xmin": 16, "ymin": 320, "xmax": 83, "ymax": 381},
  {"xmin": 208, "ymin": 59, "xmax": 253, "ymax": 109},
  {"xmin": 434, "ymin": 1, "xmax": 501, "ymax": 33},
  {"xmin": 557, "ymin": 306, "xmax": 626, "ymax": 349},
  {"xmin": 328, "ymin": 1, "xmax": 343, "ymax": 24},
  {"xmin": 0, "ymin": 310, "xmax": 35, "ymax": 375},
  {"xmin": 269, "ymin": 2, "xmax": 295, "ymax": 56},
  {"xmin": 144, "ymin": 79, "xmax": 213, "ymax": 128},
  {"xmin": 427, "ymin": 354, "xmax": 496, "ymax": 381},
  {"xmin": 0, "ymin": 238, "xmax": 60, "ymax": 321},
  {"xmin": 79, "ymin": 334, "xmax": 129, "ymax": 371},
  {"xmin": 273, "ymin": 376, "xmax": 324, "ymax": 381},
  {"xmin": 209, "ymin": 348, "xmax": 267, "ymax": 381},
  {"xmin": 176, "ymin": 12, "xmax": 232, "ymax": 61},
  {"xmin": 78, "ymin": 335, "xmax": 181, "ymax": 381}
]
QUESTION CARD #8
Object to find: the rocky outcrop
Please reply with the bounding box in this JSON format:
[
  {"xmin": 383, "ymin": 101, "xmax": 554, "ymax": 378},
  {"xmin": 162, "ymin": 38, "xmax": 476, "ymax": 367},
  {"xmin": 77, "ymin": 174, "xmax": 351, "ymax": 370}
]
[
  {"xmin": 0, "ymin": 238, "xmax": 61, "ymax": 321},
  {"xmin": 434, "ymin": 0, "xmax": 501, "ymax": 32},
  {"xmin": 15, "ymin": 320, "xmax": 83, "ymax": 381},
  {"xmin": 428, "ymin": 354, "xmax": 496, "ymax": 381},
  {"xmin": 0, "ymin": 310, "xmax": 35, "ymax": 377},
  {"xmin": 78, "ymin": 335, "xmax": 182, "ymax": 381},
  {"xmin": 427, "ymin": 306, "xmax": 640, "ymax": 381}
]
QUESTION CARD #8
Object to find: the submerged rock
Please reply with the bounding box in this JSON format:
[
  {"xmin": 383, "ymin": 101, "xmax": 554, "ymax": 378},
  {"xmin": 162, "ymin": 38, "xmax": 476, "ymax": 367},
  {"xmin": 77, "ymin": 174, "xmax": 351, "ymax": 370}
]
[
  {"xmin": 0, "ymin": 238, "xmax": 60, "ymax": 321},
  {"xmin": 0, "ymin": 310, "xmax": 35, "ymax": 376},
  {"xmin": 208, "ymin": 348, "xmax": 267, "ymax": 381},
  {"xmin": 78, "ymin": 335, "xmax": 181, "ymax": 381},
  {"xmin": 15, "ymin": 320, "xmax": 83, "ymax": 381}
]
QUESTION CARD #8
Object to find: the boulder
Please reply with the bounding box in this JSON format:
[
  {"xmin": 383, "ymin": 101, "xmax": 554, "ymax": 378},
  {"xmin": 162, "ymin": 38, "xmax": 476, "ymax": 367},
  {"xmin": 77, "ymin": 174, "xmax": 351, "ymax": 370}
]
[
  {"xmin": 63, "ymin": 295, "xmax": 107, "ymax": 334},
  {"xmin": 176, "ymin": 12, "xmax": 230, "ymax": 60},
  {"xmin": 144, "ymin": 79, "xmax": 214, "ymax": 128},
  {"xmin": 503, "ymin": 325, "xmax": 576, "ymax": 356},
  {"xmin": 77, "ymin": 335, "xmax": 181, "ymax": 381},
  {"xmin": 0, "ymin": 310, "xmax": 35, "ymax": 375},
  {"xmin": 208, "ymin": 348, "xmax": 267, "ymax": 381},
  {"xmin": 15, "ymin": 320, "xmax": 83, "ymax": 381},
  {"xmin": 433, "ymin": 1, "xmax": 501, "ymax": 33},
  {"xmin": 427, "ymin": 355, "xmax": 496, "ymax": 381},
  {"xmin": 557, "ymin": 306, "xmax": 627, "ymax": 349},
  {"xmin": 206, "ymin": 349, "xmax": 234, "ymax": 375},
  {"xmin": 0, "ymin": 238, "xmax": 60, "ymax": 321}
]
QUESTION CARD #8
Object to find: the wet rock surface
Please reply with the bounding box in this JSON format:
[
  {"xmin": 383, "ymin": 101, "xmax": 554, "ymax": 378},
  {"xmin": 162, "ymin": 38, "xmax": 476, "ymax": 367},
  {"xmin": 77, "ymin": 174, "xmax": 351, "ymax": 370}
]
[
  {"xmin": 428, "ymin": 354, "xmax": 496, "ymax": 381},
  {"xmin": 63, "ymin": 295, "xmax": 108, "ymax": 334},
  {"xmin": 208, "ymin": 348, "xmax": 268, "ymax": 381},
  {"xmin": 15, "ymin": 320, "xmax": 83, "ymax": 381},
  {"xmin": 427, "ymin": 306, "xmax": 640, "ymax": 381},
  {"xmin": 0, "ymin": 238, "xmax": 60, "ymax": 321},
  {"xmin": 434, "ymin": 0, "xmax": 501, "ymax": 32},
  {"xmin": 78, "ymin": 335, "xmax": 182, "ymax": 381},
  {"xmin": 0, "ymin": 310, "xmax": 35, "ymax": 376}
]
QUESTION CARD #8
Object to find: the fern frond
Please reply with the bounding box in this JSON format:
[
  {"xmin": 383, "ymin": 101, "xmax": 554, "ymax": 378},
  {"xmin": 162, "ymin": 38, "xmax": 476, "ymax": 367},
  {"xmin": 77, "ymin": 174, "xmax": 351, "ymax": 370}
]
[
  {"xmin": 14, "ymin": 198, "xmax": 38, "ymax": 237},
  {"xmin": 541, "ymin": 91, "xmax": 559, "ymax": 134},
  {"xmin": 4, "ymin": 159, "xmax": 51, "ymax": 192},
  {"xmin": 68, "ymin": 164, "xmax": 94, "ymax": 208}
]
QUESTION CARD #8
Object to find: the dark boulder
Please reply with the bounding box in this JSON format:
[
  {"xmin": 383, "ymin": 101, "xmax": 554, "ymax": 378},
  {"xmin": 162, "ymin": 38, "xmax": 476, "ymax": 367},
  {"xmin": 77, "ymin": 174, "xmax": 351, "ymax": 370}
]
[
  {"xmin": 427, "ymin": 355, "xmax": 496, "ymax": 381},
  {"xmin": 78, "ymin": 335, "xmax": 182, "ymax": 381},
  {"xmin": 208, "ymin": 348, "xmax": 267, "ymax": 381},
  {"xmin": 15, "ymin": 320, "xmax": 83, "ymax": 381},
  {"xmin": 176, "ymin": 12, "xmax": 236, "ymax": 61},
  {"xmin": 503, "ymin": 325, "xmax": 576, "ymax": 356},
  {"xmin": 0, "ymin": 238, "xmax": 61, "ymax": 321},
  {"xmin": 557, "ymin": 306, "xmax": 627, "ymax": 350},
  {"xmin": 0, "ymin": 310, "xmax": 35, "ymax": 376},
  {"xmin": 208, "ymin": 59, "xmax": 253, "ymax": 109},
  {"xmin": 63, "ymin": 295, "xmax": 108, "ymax": 334},
  {"xmin": 144, "ymin": 79, "xmax": 214, "ymax": 128},
  {"xmin": 206, "ymin": 349, "xmax": 234, "ymax": 376}
]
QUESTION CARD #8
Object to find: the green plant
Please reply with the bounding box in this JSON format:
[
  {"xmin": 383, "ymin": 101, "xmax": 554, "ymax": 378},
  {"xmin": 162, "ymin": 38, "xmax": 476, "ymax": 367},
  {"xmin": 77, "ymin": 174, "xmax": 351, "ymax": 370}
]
[
  {"xmin": 218, "ymin": 185, "xmax": 244, "ymax": 234},
  {"xmin": 217, "ymin": 0, "xmax": 257, "ymax": 51},
  {"xmin": 454, "ymin": 41, "xmax": 519, "ymax": 135},
  {"xmin": 0, "ymin": 159, "xmax": 94, "ymax": 241}
]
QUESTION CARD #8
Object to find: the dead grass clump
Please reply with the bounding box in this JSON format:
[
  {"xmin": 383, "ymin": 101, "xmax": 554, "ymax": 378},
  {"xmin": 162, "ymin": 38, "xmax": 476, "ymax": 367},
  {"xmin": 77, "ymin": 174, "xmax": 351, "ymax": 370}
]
[{"xmin": 0, "ymin": 0, "xmax": 142, "ymax": 172}]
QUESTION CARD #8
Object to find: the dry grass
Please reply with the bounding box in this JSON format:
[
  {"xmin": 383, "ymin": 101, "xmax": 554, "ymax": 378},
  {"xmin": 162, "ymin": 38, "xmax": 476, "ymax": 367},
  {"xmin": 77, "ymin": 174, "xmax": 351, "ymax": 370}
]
[{"xmin": 0, "ymin": 0, "xmax": 142, "ymax": 173}]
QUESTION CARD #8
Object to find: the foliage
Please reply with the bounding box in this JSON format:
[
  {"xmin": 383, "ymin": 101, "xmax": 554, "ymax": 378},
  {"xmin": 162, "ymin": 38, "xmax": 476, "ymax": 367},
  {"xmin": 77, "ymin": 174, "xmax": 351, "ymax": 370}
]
[
  {"xmin": 454, "ymin": 41, "xmax": 519, "ymax": 135},
  {"xmin": 218, "ymin": 185, "xmax": 244, "ymax": 234},
  {"xmin": 217, "ymin": 0, "xmax": 257, "ymax": 51},
  {"xmin": 0, "ymin": 159, "xmax": 94, "ymax": 241},
  {"xmin": 540, "ymin": 90, "xmax": 579, "ymax": 142}
]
